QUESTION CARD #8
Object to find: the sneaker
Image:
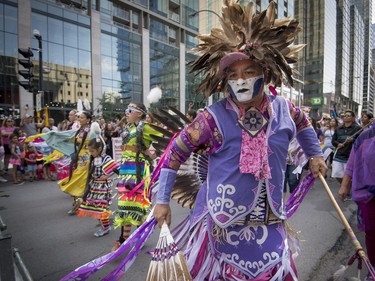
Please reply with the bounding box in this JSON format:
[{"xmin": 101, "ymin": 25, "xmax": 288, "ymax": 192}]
[
  {"xmin": 0, "ymin": 176, "xmax": 7, "ymax": 183},
  {"xmin": 111, "ymin": 241, "xmax": 122, "ymax": 252},
  {"xmin": 67, "ymin": 209, "xmax": 76, "ymax": 216},
  {"xmin": 94, "ymin": 227, "xmax": 111, "ymax": 237}
]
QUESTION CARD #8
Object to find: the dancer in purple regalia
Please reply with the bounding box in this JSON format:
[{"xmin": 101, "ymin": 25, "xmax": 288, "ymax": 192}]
[{"xmin": 153, "ymin": 1, "xmax": 328, "ymax": 280}]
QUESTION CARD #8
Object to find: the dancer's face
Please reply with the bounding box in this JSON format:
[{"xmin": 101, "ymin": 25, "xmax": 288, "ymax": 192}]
[
  {"xmin": 79, "ymin": 113, "xmax": 89, "ymax": 126},
  {"xmin": 125, "ymin": 104, "xmax": 143, "ymax": 124},
  {"xmin": 227, "ymin": 60, "xmax": 264, "ymax": 103},
  {"xmin": 88, "ymin": 146, "xmax": 101, "ymax": 158}
]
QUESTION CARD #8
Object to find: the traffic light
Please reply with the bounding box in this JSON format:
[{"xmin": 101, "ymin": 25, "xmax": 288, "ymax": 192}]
[{"xmin": 18, "ymin": 48, "xmax": 34, "ymax": 92}]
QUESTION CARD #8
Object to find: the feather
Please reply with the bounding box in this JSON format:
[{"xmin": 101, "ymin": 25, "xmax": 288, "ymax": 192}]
[
  {"xmin": 89, "ymin": 122, "xmax": 101, "ymax": 140},
  {"xmin": 77, "ymin": 99, "xmax": 83, "ymax": 112},
  {"xmin": 83, "ymin": 98, "xmax": 91, "ymax": 111},
  {"xmin": 148, "ymin": 123, "xmax": 174, "ymax": 138},
  {"xmin": 157, "ymin": 108, "xmax": 185, "ymax": 129},
  {"xmin": 147, "ymin": 86, "xmax": 162, "ymax": 104},
  {"xmin": 151, "ymin": 112, "xmax": 180, "ymax": 133},
  {"xmin": 167, "ymin": 105, "xmax": 193, "ymax": 124}
]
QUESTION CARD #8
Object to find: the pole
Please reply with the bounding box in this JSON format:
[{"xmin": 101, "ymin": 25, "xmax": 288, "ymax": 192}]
[{"xmin": 38, "ymin": 37, "xmax": 42, "ymax": 93}]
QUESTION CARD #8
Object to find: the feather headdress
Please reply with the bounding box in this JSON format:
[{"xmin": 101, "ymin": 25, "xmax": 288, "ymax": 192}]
[{"xmin": 189, "ymin": 0, "xmax": 305, "ymax": 97}]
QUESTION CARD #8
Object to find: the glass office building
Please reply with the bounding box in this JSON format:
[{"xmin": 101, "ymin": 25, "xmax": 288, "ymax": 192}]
[{"xmin": 0, "ymin": 0, "xmax": 200, "ymax": 122}]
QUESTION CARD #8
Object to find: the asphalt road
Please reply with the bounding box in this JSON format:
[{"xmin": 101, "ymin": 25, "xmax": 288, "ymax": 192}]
[{"xmin": 0, "ymin": 173, "xmax": 367, "ymax": 281}]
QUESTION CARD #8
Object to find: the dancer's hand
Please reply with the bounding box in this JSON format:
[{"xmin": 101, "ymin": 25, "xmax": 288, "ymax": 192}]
[
  {"xmin": 338, "ymin": 174, "xmax": 352, "ymax": 202},
  {"xmin": 153, "ymin": 204, "xmax": 171, "ymax": 228},
  {"xmin": 309, "ymin": 156, "xmax": 328, "ymax": 178}
]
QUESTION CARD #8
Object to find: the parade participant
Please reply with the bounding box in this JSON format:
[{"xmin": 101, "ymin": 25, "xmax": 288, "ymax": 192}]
[
  {"xmin": 1, "ymin": 117, "xmax": 16, "ymax": 172},
  {"xmin": 112, "ymin": 102, "xmax": 160, "ymax": 251},
  {"xmin": 9, "ymin": 134, "xmax": 24, "ymax": 185},
  {"xmin": 361, "ymin": 112, "xmax": 374, "ymax": 130},
  {"xmin": 59, "ymin": 111, "xmax": 92, "ymax": 215},
  {"xmin": 338, "ymin": 120, "xmax": 375, "ymax": 281},
  {"xmin": 323, "ymin": 118, "xmax": 339, "ymax": 168},
  {"xmin": 25, "ymin": 144, "xmax": 37, "ymax": 182},
  {"xmin": 76, "ymin": 137, "xmax": 120, "ymax": 237},
  {"xmin": 67, "ymin": 110, "xmax": 80, "ymax": 131},
  {"xmin": 331, "ymin": 110, "xmax": 361, "ymax": 184},
  {"xmin": 153, "ymin": 1, "xmax": 327, "ymax": 280}
]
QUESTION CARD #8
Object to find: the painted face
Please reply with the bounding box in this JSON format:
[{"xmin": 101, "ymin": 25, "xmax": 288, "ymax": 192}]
[
  {"xmin": 226, "ymin": 59, "xmax": 264, "ymax": 103},
  {"xmin": 228, "ymin": 75, "xmax": 264, "ymax": 102}
]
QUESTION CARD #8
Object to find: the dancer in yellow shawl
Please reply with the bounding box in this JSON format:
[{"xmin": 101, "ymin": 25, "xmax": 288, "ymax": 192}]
[{"xmin": 59, "ymin": 111, "xmax": 93, "ymax": 215}]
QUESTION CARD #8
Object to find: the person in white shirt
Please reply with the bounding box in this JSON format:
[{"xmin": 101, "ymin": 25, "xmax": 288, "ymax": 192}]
[{"xmin": 42, "ymin": 118, "xmax": 58, "ymax": 133}]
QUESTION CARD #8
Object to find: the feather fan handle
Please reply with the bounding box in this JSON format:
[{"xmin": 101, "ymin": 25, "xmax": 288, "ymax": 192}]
[{"xmin": 147, "ymin": 222, "xmax": 193, "ymax": 281}]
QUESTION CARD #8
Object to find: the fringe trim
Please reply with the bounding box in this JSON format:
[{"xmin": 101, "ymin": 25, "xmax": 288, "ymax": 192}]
[{"xmin": 77, "ymin": 209, "xmax": 112, "ymax": 220}]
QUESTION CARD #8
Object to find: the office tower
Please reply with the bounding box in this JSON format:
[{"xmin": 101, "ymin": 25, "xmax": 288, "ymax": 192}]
[{"xmin": 1, "ymin": 0, "xmax": 201, "ymax": 121}]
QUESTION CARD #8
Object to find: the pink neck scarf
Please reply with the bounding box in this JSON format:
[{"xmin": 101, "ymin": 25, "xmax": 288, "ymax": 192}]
[{"xmin": 230, "ymin": 95, "xmax": 271, "ymax": 180}]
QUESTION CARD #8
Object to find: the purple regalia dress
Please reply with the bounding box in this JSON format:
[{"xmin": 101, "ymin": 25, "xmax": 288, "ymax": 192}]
[
  {"xmin": 183, "ymin": 96, "xmax": 298, "ymax": 280},
  {"xmin": 156, "ymin": 95, "xmax": 322, "ymax": 280}
]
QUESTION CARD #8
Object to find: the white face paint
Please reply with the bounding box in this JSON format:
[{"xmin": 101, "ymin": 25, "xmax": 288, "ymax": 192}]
[{"xmin": 228, "ymin": 75, "xmax": 264, "ymax": 102}]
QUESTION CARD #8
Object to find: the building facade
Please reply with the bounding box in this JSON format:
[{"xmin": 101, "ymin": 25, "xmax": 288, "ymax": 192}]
[
  {"xmin": 295, "ymin": 0, "xmax": 338, "ymax": 118},
  {"xmin": 0, "ymin": 0, "xmax": 201, "ymax": 122}
]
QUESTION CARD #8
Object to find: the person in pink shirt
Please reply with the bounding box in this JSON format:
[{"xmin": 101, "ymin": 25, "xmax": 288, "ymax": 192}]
[{"xmin": 1, "ymin": 118, "xmax": 17, "ymax": 171}]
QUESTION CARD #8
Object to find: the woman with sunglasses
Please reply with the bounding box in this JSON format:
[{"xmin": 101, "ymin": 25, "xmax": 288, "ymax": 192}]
[
  {"xmin": 112, "ymin": 102, "xmax": 161, "ymax": 251},
  {"xmin": 1, "ymin": 118, "xmax": 16, "ymax": 172}
]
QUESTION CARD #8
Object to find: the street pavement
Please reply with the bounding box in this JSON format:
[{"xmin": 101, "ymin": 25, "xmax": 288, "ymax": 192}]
[{"xmin": 0, "ymin": 172, "xmax": 368, "ymax": 281}]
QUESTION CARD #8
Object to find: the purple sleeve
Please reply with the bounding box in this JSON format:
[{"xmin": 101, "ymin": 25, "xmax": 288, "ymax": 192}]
[{"xmin": 296, "ymin": 127, "xmax": 323, "ymax": 158}]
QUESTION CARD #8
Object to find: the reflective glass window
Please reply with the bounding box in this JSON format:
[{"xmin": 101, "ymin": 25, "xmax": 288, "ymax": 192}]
[
  {"xmin": 0, "ymin": 4, "xmax": 4, "ymax": 31},
  {"xmin": 31, "ymin": 0, "xmax": 47, "ymax": 12},
  {"xmin": 150, "ymin": 19, "xmax": 168, "ymax": 43},
  {"xmin": 4, "ymin": 5, "xmax": 17, "ymax": 34},
  {"xmin": 79, "ymin": 50, "xmax": 91, "ymax": 70},
  {"xmin": 64, "ymin": 46, "xmax": 78, "ymax": 68},
  {"xmin": 48, "ymin": 42, "xmax": 64, "ymax": 66},
  {"xmin": 47, "ymin": 5, "xmax": 63, "ymax": 17},
  {"xmin": 64, "ymin": 10, "xmax": 78, "ymax": 22},
  {"xmin": 64, "ymin": 22, "xmax": 78, "ymax": 48},
  {"xmin": 102, "ymin": 56, "xmax": 112, "ymax": 79},
  {"xmin": 0, "ymin": 33, "xmax": 4, "ymax": 55},
  {"xmin": 101, "ymin": 33, "xmax": 112, "ymax": 55},
  {"xmin": 78, "ymin": 15, "xmax": 90, "ymax": 25},
  {"xmin": 112, "ymin": 57, "xmax": 121, "ymax": 81},
  {"xmin": 48, "ymin": 18, "xmax": 63, "ymax": 44},
  {"xmin": 4, "ymin": 33, "xmax": 17, "ymax": 57},
  {"xmin": 150, "ymin": 40, "xmax": 179, "ymax": 108},
  {"xmin": 149, "ymin": 0, "xmax": 167, "ymax": 16},
  {"xmin": 78, "ymin": 26, "xmax": 90, "ymax": 51},
  {"xmin": 32, "ymin": 14, "xmax": 48, "ymax": 43}
]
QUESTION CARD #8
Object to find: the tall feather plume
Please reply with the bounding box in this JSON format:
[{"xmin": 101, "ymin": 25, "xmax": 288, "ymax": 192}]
[{"xmin": 189, "ymin": 0, "xmax": 304, "ymax": 96}]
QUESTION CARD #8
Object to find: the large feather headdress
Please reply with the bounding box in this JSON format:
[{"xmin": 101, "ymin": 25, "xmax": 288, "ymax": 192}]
[{"xmin": 190, "ymin": 0, "xmax": 305, "ymax": 97}]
